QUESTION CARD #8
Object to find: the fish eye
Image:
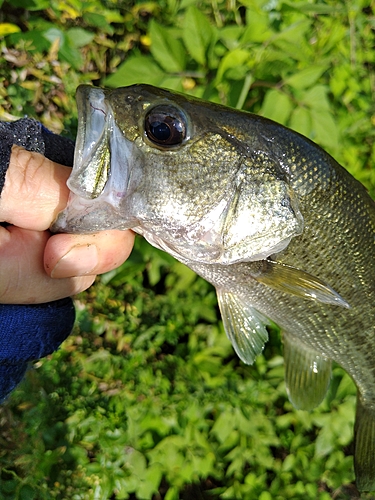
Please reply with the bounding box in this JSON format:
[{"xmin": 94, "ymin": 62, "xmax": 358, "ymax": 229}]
[{"xmin": 144, "ymin": 105, "xmax": 187, "ymax": 147}]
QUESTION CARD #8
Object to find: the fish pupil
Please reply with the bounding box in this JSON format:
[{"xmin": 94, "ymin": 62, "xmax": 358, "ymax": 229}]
[
  {"xmin": 150, "ymin": 121, "xmax": 171, "ymax": 141},
  {"xmin": 145, "ymin": 105, "xmax": 187, "ymax": 147}
]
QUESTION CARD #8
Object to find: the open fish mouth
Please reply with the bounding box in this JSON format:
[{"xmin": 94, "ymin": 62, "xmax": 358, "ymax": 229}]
[
  {"xmin": 51, "ymin": 86, "xmax": 137, "ymax": 233},
  {"xmin": 69, "ymin": 85, "xmax": 111, "ymax": 199}
]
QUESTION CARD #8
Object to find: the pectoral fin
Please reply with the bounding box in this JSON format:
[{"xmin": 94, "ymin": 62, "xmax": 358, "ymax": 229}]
[
  {"xmin": 253, "ymin": 260, "xmax": 350, "ymax": 309},
  {"xmin": 216, "ymin": 289, "xmax": 269, "ymax": 365},
  {"xmin": 354, "ymin": 395, "xmax": 375, "ymax": 492},
  {"xmin": 283, "ymin": 332, "xmax": 331, "ymax": 411}
]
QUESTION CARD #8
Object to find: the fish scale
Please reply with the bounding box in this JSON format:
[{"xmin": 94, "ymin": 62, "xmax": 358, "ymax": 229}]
[{"xmin": 52, "ymin": 83, "xmax": 375, "ymax": 491}]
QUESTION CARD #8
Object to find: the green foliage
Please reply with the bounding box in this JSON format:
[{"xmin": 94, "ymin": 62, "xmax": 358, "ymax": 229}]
[{"xmin": 1, "ymin": 0, "xmax": 375, "ymax": 499}]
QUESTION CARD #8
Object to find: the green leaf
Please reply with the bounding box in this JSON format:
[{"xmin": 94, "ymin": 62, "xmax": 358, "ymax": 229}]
[
  {"xmin": 211, "ymin": 410, "xmax": 235, "ymax": 444},
  {"xmin": 281, "ymin": 1, "xmax": 346, "ymax": 14},
  {"xmin": 290, "ymin": 106, "xmax": 311, "ymax": 137},
  {"xmin": 315, "ymin": 425, "xmax": 335, "ymax": 457},
  {"xmin": 273, "ymin": 19, "xmax": 311, "ymax": 43},
  {"xmin": 219, "ymin": 25, "xmax": 244, "ymax": 50},
  {"xmin": 285, "ymin": 65, "xmax": 328, "ymax": 90},
  {"xmin": 136, "ymin": 464, "xmax": 163, "ymax": 499},
  {"xmin": 66, "ymin": 28, "xmax": 95, "ymax": 48},
  {"xmin": 182, "ymin": 6, "xmax": 215, "ymax": 66},
  {"xmin": 301, "ymin": 84, "xmax": 330, "ymax": 111},
  {"xmin": 165, "ymin": 486, "xmax": 179, "ymax": 500},
  {"xmin": 43, "ymin": 27, "xmax": 64, "ymax": 47},
  {"xmin": 60, "ymin": 44, "xmax": 83, "ymax": 69},
  {"xmin": 158, "ymin": 76, "xmax": 185, "ymax": 91},
  {"xmin": 259, "ymin": 492, "xmax": 272, "ymax": 500},
  {"xmin": 19, "ymin": 484, "xmax": 36, "ymax": 500},
  {"xmin": 83, "ymin": 12, "xmax": 114, "ymax": 34},
  {"xmin": 282, "ymin": 453, "xmax": 296, "ymax": 472},
  {"xmin": 104, "ymin": 55, "xmax": 165, "ymax": 87},
  {"xmin": 149, "ymin": 20, "xmax": 186, "ymax": 73},
  {"xmin": 260, "ymin": 89, "xmax": 293, "ymax": 125},
  {"xmin": 242, "ymin": 6, "xmax": 273, "ymax": 43},
  {"xmin": 310, "ymin": 109, "xmax": 339, "ymax": 153},
  {"xmin": 7, "ymin": 29, "xmax": 50, "ymax": 52},
  {"xmin": 126, "ymin": 449, "xmax": 147, "ymax": 477},
  {"xmin": 215, "ymin": 48, "xmax": 250, "ymax": 84}
]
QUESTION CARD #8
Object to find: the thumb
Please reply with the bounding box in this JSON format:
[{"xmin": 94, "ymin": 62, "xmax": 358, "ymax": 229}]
[{"xmin": 0, "ymin": 145, "xmax": 71, "ymax": 231}]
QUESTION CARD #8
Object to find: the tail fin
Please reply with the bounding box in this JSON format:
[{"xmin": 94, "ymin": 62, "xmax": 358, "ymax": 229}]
[{"xmin": 354, "ymin": 395, "xmax": 375, "ymax": 492}]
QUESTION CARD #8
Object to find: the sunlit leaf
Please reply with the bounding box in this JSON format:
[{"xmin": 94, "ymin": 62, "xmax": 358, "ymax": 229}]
[
  {"xmin": 290, "ymin": 106, "xmax": 311, "ymax": 137},
  {"xmin": 219, "ymin": 25, "xmax": 244, "ymax": 50},
  {"xmin": 66, "ymin": 27, "xmax": 95, "ymax": 48},
  {"xmin": 315, "ymin": 425, "xmax": 335, "ymax": 457},
  {"xmin": 43, "ymin": 27, "xmax": 64, "ymax": 47},
  {"xmin": 215, "ymin": 48, "xmax": 250, "ymax": 84},
  {"xmin": 104, "ymin": 55, "xmax": 165, "ymax": 87},
  {"xmin": 285, "ymin": 65, "xmax": 328, "ymax": 90},
  {"xmin": 281, "ymin": 1, "xmax": 346, "ymax": 14},
  {"xmin": 260, "ymin": 88, "xmax": 293, "ymax": 125},
  {"xmin": 182, "ymin": 6, "xmax": 215, "ymax": 66},
  {"xmin": 242, "ymin": 6, "xmax": 273, "ymax": 43},
  {"xmin": 211, "ymin": 410, "xmax": 235, "ymax": 444},
  {"xmin": 310, "ymin": 108, "xmax": 339, "ymax": 154},
  {"xmin": 302, "ymin": 85, "xmax": 331, "ymax": 110},
  {"xmin": 149, "ymin": 19, "xmax": 186, "ymax": 73}
]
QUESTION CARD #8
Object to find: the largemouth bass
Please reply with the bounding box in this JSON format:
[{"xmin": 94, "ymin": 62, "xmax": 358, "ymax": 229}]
[{"xmin": 52, "ymin": 84, "xmax": 375, "ymax": 491}]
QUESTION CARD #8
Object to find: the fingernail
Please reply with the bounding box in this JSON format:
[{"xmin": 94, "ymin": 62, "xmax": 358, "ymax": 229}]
[{"xmin": 51, "ymin": 244, "xmax": 99, "ymax": 278}]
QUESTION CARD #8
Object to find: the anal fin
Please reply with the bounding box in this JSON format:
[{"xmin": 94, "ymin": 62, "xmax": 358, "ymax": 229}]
[
  {"xmin": 354, "ymin": 396, "xmax": 375, "ymax": 492},
  {"xmin": 283, "ymin": 332, "xmax": 331, "ymax": 411},
  {"xmin": 216, "ymin": 289, "xmax": 269, "ymax": 365}
]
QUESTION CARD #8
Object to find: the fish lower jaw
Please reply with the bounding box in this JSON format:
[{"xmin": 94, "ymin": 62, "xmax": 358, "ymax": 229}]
[
  {"xmin": 51, "ymin": 194, "xmax": 132, "ymax": 233},
  {"xmin": 50, "ymin": 192, "xmax": 91, "ymax": 230}
]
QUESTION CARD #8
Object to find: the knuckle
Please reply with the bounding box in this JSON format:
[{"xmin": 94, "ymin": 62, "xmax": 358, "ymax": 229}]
[{"xmin": 11, "ymin": 146, "xmax": 45, "ymax": 198}]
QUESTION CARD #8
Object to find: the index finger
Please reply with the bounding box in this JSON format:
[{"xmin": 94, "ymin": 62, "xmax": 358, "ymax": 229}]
[{"xmin": 0, "ymin": 145, "xmax": 71, "ymax": 231}]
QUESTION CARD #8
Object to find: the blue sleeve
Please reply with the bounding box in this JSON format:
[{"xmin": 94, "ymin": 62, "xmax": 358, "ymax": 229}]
[
  {"xmin": 0, "ymin": 119, "xmax": 76, "ymax": 402},
  {"xmin": 0, "ymin": 299, "xmax": 75, "ymax": 401}
]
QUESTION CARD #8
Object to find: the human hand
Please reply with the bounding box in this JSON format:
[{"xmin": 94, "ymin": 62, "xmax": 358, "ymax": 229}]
[{"xmin": 0, "ymin": 145, "xmax": 134, "ymax": 304}]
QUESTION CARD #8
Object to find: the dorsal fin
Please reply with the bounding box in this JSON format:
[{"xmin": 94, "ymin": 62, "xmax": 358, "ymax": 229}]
[
  {"xmin": 216, "ymin": 289, "xmax": 269, "ymax": 365},
  {"xmin": 253, "ymin": 260, "xmax": 350, "ymax": 309},
  {"xmin": 283, "ymin": 331, "xmax": 332, "ymax": 411}
]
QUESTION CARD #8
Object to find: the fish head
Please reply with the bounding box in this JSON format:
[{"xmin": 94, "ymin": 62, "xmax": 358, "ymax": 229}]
[{"xmin": 52, "ymin": 84, "xmax": 303, "ymax": 264}]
